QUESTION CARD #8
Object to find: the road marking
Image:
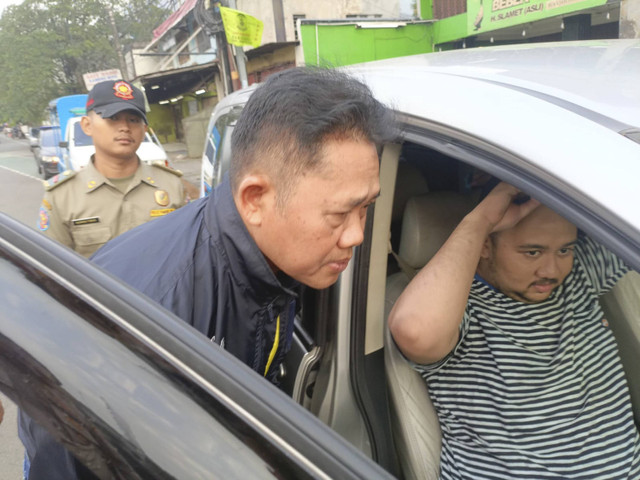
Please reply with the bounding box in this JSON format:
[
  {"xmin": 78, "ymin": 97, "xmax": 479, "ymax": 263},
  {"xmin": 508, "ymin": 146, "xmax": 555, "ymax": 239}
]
[{"xmin": 0, "ymin": 164, "xmax": 42, "ymax": 182}]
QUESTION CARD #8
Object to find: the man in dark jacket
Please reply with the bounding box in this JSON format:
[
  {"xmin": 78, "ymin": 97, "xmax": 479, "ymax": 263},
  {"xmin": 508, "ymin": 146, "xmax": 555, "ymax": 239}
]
[{"xmin": 20, "ymin": 67, "xmax": 394, "ymax": 479}]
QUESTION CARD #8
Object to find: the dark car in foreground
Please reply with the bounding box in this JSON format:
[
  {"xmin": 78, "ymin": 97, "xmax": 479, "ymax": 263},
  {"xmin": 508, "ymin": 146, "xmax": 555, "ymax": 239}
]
[{"xmin": 0, "ymin": 214, "xmax": 391, "ymax": 479}]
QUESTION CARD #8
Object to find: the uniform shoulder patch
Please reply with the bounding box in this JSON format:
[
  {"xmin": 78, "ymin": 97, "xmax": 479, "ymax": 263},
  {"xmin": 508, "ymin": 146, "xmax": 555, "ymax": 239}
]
[
  {"xmin": 151, "ymin": 161, "xmax": 183, "ymax": 177},
  {"xmin": 44, "ymin": 170, "xmax": 77, "ymax": 191}
]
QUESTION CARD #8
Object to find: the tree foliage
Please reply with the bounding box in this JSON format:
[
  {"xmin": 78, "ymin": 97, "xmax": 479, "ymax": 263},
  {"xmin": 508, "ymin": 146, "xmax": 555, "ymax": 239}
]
[{"xmin": 0, "ymin": 0, "xmax": 171, "ymax": 123}]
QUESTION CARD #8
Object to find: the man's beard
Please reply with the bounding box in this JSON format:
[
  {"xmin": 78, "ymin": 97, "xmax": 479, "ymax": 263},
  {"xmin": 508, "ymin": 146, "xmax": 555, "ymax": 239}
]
[
  {"xmin": 507, "ymin": 278, "xmax": 558, "ymax": 303},
  {"xmin": 488, "ymin": 258, "xmax": 558, "ymax": 303}
]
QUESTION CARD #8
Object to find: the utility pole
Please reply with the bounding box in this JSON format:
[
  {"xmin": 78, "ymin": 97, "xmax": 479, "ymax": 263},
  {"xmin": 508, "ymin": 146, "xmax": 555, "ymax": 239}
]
[
  {"xmin": 105, "ymin": 4, "xmax": 129, "ymax": 80},
  {"xmin": 227, "ymin": 0, "xmax": 248, "ymax": 88},
  {"xmin": 272, "ymin": 0, "xmax": 286, "ymax": 42},
  {"xmin": 216, "ymin": 24, "xmax": 235, "ymax": 95},
  {"xmin": 194, "ymin": 0, "xmax": 250, "ymax": 94}
]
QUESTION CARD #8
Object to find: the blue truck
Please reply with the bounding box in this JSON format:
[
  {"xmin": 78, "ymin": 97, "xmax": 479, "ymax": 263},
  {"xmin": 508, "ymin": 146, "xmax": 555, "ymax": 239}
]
[
  {"xmin": 48, "ymin": 94, "xmax": 87, "ymax": 140},
  {"xmin": 36, "ymin": 94, "xmax": 87, "ymax": 178}
]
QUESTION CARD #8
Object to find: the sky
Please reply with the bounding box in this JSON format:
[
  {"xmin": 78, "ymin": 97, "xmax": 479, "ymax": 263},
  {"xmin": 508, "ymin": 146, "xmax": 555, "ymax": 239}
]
[{"xmin": 0, "ymin": 0, "xmax": 22, "ymax": 14}]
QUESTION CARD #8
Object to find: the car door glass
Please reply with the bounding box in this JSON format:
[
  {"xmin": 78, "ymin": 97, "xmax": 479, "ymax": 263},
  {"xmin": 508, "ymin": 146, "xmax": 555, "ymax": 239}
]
[
  {"xmin": 205, "ymin": 106, "xmax": 244, "ymax": 169},
  {"xmin": 74, "ymin": 122, "xmax": 93, "ymax": 147}
]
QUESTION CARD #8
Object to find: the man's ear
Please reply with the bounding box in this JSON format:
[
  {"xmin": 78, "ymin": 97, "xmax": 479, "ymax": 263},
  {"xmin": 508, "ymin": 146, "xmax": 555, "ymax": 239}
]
[
  {"xmin": 234, "ymin": 175, "xmax": 273, "ymax": 227},
  {"xmin": 80, "ymin": 115, "xmax": 92, "ymax": 136},
  {"xmin": 480, "ymin": 235, "xmax": 493, "ymax": 259}
]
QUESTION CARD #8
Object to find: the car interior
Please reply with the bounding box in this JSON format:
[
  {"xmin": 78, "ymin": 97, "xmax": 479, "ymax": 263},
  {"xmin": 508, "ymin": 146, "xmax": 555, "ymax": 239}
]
[{"xmin": 370, "ymin": 140, "xmax": 640, "ymax": 479}]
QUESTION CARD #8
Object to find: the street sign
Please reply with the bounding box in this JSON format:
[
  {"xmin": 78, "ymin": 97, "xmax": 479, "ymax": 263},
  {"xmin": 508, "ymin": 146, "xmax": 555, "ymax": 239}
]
[{"xmin": 82, "ymin": 69, "xmax": 123, "ymax": 91}]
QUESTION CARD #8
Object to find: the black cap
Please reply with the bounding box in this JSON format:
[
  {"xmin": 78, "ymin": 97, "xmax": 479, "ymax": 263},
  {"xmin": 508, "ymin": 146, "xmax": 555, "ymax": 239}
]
[{"xmin": 86, "ymin": 80, "xmax": 148, "ymax": 124}]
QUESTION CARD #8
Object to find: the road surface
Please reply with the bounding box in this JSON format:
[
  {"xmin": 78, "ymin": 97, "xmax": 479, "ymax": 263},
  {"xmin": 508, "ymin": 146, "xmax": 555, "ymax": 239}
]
[{"xmin": 0, "ymin": 134, "xmax": 39, "ymax": 480}]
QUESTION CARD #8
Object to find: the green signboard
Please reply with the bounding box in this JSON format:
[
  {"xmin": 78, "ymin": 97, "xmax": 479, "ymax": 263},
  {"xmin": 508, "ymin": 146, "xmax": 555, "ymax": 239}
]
[{"xmin": 468, "ymin": 0, "xmax": 609, "ymax": 34}]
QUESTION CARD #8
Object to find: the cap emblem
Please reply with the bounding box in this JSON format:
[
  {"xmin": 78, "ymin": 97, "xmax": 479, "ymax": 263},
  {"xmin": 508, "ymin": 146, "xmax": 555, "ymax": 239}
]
[{"xmin": 113, "ymin": 81, "xmax": 134, "ymax": 100}]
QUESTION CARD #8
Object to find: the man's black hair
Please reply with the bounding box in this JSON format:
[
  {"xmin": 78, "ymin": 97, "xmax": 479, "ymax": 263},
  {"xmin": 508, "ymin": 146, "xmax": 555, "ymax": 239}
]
[{"xmin": 230, "ymin": 67, "xmax": 395, "ymax": 206}]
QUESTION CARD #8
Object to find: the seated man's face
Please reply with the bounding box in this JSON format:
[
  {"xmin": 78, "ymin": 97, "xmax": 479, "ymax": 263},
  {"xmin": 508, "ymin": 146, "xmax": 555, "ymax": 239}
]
[
  {"xmin": 479, "ymin": 206, "xmax": 578, "ymax": 303},
  {"xmin": 257, "ymin": 137, "xmax": 380, "ymax": 289}
]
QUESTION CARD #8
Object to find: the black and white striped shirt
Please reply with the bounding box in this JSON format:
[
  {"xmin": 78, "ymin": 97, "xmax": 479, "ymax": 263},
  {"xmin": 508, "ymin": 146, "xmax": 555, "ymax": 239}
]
[{"xmin": 416, "ymin": 236, "xmax": 640, "ymax": 479}]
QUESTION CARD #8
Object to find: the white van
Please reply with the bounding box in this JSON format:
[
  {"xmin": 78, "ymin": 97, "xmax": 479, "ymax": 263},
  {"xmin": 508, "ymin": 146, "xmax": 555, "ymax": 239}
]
[
  {"xmin": 200, "ymin": 83, "xmax": 259, "ymax": 197},
  {"xmin": 61, "ymin": 117, "xmax": 170, "ymax": 171}
]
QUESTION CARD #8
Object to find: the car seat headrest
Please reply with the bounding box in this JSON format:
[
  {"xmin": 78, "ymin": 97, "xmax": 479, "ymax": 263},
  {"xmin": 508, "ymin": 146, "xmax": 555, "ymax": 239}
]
[
  {"xmin": 399, "ymin": 192, "xmax": 476, "ymax": 269},
  {"xmin": 391, "ymin": 162, "xmax": 430, "ymax": 225}
]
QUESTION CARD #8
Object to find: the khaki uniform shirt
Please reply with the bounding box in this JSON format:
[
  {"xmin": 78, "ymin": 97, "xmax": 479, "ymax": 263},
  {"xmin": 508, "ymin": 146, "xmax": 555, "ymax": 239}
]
[{"xmin": 39, "ymin": 159, "xmax": 186, "ymax": 257}]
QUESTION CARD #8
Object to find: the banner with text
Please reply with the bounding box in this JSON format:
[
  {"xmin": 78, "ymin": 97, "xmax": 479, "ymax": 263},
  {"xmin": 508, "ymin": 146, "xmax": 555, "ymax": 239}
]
[
  {"xmin": 219, "ymin": 6, "xmax": 264, "ymax": 48},
  {"xmin": 467, "ymin": 0, "xmax": 608, "ymax": 35},
  {"xmin": 83, "ymin": 69, "xmax": 123, "ymax": 91}
]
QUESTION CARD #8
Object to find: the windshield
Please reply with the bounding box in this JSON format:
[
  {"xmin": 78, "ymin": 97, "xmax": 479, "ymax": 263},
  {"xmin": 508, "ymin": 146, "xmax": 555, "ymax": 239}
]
[
  {"xmin": 40, "ymin": 128, "xmax": 62, "ymax": 148},
  {"xmin": 73, "ymin": 122, "xmax": 93, "ymax": 147}
]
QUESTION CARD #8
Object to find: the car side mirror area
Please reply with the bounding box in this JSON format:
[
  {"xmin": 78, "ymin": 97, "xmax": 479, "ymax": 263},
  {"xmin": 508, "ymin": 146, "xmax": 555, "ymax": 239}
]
[{"xmin": 59, "ymin": 141, "xmax": 68, "ymax": 148}]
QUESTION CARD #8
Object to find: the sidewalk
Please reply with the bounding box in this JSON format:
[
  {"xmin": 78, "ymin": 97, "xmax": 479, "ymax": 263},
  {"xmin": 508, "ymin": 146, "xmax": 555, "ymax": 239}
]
[{"xmin": 162, "ymin": 142, "xmax": 202, "ymax": 200}]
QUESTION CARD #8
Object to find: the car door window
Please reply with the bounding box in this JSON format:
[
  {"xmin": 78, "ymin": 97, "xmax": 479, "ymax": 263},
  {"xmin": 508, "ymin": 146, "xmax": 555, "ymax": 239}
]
[
  {"xmin": 73, "ymin": 122, "xmax": 93, "ymax": 147},
  {"xmin": 205, "ymin": 106, "xmax": 243, "ymax": 169},
  {"xmin": 358, "ymin": 130, "xmax": 640, "ymax": 478}
]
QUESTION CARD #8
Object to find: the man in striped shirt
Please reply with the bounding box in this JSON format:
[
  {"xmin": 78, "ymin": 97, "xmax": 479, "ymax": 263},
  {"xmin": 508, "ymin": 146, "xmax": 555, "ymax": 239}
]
[{"xmin": 389, "ymin": 182, "xmax": 640, "ymax": 479}]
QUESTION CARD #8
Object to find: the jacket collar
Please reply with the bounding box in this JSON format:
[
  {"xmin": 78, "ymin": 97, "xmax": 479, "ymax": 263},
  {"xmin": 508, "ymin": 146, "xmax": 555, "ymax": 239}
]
[{"xmin": 205, "ymin": 175, "xmax": 299, "ymax": 301}]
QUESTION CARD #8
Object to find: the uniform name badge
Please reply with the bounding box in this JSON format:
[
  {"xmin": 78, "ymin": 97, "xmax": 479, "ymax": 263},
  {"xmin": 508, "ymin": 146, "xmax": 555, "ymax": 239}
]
[
  {"xmin": 72, "ymin": 217, "xmax": 100, "ymax": 226},
  {"xmin": 150, "ymin": 208, "xmax": 175, "ymax": 217}
]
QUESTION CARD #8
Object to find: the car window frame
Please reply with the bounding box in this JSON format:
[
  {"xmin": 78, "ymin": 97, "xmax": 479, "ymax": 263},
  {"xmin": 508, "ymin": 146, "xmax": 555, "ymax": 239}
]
[
  {"xmin": 397, "ymin": 115, "xmax": 640, "ymax": 270},
  {"xmin": 345, "ymin": 120, "xmax": 640, "ymax": 475}
]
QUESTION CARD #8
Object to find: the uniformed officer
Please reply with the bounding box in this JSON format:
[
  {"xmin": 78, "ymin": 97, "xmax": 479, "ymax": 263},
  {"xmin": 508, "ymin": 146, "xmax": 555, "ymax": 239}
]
[{"xmin": 37, "ymin": 80, "xmax": 185, "ymax": 257}]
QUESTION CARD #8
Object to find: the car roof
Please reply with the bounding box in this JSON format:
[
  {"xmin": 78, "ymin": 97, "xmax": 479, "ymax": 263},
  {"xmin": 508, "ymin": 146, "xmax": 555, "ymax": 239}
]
[
  {"xmin": 349, "ymin": 39, "xmax": 640, "ymax": 129},
  {"xmin": 344, "ymin": 40, "xmax": 640, "ymax": 235},
  {"xmin": 213, "ymin": 82, "xmax": 260, "ymax": 112}
]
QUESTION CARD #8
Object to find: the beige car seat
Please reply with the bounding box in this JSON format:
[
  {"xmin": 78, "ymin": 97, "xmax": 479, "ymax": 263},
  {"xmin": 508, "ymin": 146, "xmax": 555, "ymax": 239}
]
[
  {"xmin": 600, "ymin": 271, "xmax": 640, "ymax": 424},
  {"xmin": 384, "ymin": 192, "xmax": 475, "ymax": 480}
]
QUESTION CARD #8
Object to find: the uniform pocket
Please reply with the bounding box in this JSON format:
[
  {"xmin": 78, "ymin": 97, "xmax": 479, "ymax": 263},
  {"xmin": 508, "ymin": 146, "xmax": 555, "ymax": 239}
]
[{"xmin": 70, "ymin": 225, "xmax": 111, "ymax": 257}]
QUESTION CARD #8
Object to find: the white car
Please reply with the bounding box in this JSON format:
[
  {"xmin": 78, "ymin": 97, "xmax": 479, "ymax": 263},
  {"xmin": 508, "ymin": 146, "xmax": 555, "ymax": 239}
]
[
  {"xmin": 62, "ymin": 116, "xmax": 170, "ymax": 170},
  {"xmin": 344, "ymin": 39, "xmax": 640, "ymax": 477},
  {"xmin": 198, "ymin": 39, "xmax": 640, "ymax": 476},
  {"xmin": 199, "ymin": 83, "xmax": 259, "ymax": 197}
]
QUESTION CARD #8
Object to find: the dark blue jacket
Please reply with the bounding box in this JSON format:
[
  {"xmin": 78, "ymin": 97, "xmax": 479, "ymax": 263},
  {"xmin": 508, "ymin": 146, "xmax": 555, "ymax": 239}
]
[
  {"xmin": 20, "ymin": 176, "xmax": 299, "ymax": 479},
  {"xmin": 92, "ymin": 175, "xmax": 300, "ymax": 379}
]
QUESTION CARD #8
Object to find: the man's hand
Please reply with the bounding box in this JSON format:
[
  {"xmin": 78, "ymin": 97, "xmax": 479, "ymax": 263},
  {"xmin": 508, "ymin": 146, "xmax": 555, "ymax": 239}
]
[{"xmin": 475, "ymin": 182, "xmax": 540, "ymax": 234}]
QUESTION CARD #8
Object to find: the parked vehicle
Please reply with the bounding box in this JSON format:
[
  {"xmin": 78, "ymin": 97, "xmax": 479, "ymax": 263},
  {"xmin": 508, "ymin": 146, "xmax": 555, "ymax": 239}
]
[
  {"xmin": 40, "ymin": 95, "xmax": 88, "ymax": 175},
  {"xmin": 48, "ymin": 94, "xmax": 88, "ymax": 143},
  {"xmin": 12, "ymin": 125, "xmax": 25, "ymax": 139},
  {"xmin": 60, "ymin": 117, "xmax": 170, "ymax": 171},
  {"xmin": 200, "ymin": 83, "xmax": 258, "ymax": 197},
  {"xmin": 26, "ymin": 127, "xmax": 40, "ymax": 151},
  {"xmin": 140, "ymin": 126, "xmax": 171, "ymax": 166},
  {"xmin": 32, "ymin": 126, "xmax": 64, "ymax": 179},
  {"xmin": 2, "ymin": 40, "xmax": 639, "ymax": 479}
]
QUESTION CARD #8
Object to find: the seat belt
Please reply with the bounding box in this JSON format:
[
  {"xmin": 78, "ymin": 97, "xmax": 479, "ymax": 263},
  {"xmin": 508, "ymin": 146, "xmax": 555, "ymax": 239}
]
[{"xmin": 388, "ymin": 235, "xmax": 417, "ymax": 280}]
